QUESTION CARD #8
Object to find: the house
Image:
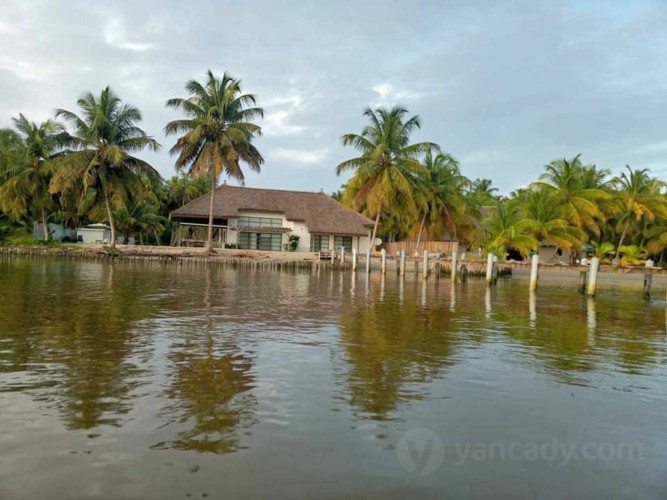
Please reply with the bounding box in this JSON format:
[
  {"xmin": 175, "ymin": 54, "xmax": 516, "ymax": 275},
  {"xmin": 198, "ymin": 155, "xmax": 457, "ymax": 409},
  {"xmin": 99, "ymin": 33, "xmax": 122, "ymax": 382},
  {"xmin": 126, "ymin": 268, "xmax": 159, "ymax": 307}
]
[
  {"xmin": 169, "ymin": 184, "xmax": 375, "ymax": 253},
  {"xmin": 76, "ymin": 223, "xmax": 112, "ymax": 244}
]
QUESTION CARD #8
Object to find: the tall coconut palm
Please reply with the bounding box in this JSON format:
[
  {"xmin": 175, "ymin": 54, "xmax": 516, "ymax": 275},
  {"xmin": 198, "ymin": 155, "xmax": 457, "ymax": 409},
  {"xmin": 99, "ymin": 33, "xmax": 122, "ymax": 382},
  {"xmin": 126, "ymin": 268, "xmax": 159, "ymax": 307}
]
[
  {"xmin": 165, "ymin": 70, "xmax": 264, "ymax": 252},
  {"xmin": 612, "ymin": 166, "xmax": 667, "ymax": 257},
  {"xmin": 336, "ymin": 106, "xmax": 436, "ymax": 246},
  {"xmin": 532, "ymin": 155, "xmax": 610, "ymax": 238},
  {"xmin": 51, "ymin": 87, "xmax": 160, "ymax": 248},
  {"xmin": 0, "ymin": 115, "xmax": 65, "ymax": 240}
]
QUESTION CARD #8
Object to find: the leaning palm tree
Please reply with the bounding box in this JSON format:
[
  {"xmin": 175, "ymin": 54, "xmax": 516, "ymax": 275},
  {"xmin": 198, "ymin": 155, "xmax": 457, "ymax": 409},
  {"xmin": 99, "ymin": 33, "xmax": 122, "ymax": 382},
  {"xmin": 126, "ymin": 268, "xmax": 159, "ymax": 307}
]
[
  {"xmin": 165, "ymin": 70, "xmax": 264, "ymax": 252},
  {"xmin": 336, "ymin": 106, "xmax": 436, "ymax": 246},
  {"xmin": 0, "ymin": 115, "xmax": 65, "ymax": 240},
  {"xmin": 51, "ymin": 87, "xmax": 160, "ymax": 248},
  {"xmin": 612, "ymin": 166, "xmax": 667, "ymax": 258}
]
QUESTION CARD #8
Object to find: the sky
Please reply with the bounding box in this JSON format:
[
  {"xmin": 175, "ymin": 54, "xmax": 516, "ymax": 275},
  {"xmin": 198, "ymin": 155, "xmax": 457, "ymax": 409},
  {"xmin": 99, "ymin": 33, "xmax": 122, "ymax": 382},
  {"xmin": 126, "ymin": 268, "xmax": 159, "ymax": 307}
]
[{"xmin": 0, "ymin": 0, "xmax": 665, "ymax": 195}]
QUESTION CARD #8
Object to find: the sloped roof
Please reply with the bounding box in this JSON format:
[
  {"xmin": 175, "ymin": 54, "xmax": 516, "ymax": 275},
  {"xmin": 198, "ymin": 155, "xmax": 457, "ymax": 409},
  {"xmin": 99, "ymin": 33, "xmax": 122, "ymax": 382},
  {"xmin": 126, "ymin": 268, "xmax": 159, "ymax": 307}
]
[{"xmin": 170, "ymin": 184, "xmax": 375, "ymax": 236}]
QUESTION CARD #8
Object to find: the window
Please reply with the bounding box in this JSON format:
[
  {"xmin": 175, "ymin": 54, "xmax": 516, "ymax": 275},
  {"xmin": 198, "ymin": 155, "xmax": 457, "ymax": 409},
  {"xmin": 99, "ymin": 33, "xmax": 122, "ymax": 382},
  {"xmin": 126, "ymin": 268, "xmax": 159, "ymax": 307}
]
[
  {"xmin": 237, "ymin": 216, "xmax": 282, "ymax": 228},
  {"xmin": 334, "ymin": 236, "xmax": 353, "ymax": 252},
  {"xmin": 238, "ymin": 232, "xmax": 282, "ymax": 251},
  {"xmin": 310, "ymin": 235, "xmax": 329, "ymax": 252}
]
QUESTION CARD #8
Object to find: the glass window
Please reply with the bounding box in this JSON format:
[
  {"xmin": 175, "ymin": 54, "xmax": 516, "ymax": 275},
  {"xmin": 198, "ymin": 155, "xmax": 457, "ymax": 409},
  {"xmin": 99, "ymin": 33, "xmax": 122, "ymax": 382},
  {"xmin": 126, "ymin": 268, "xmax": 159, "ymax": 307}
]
[
  {"xmin": 334, "ymin": 236, "xmax": 353, "ymax": 251},
  {"xmin": 237, "ymin": 216, "xmax": 282, "ymax": 228},
  {"xmin": 238, "ymin": 232, "xmax": 282, "ymax": 251},
  {"xmin": 310, "ymin": 235, "xmax": 329, "ymax": 252}
]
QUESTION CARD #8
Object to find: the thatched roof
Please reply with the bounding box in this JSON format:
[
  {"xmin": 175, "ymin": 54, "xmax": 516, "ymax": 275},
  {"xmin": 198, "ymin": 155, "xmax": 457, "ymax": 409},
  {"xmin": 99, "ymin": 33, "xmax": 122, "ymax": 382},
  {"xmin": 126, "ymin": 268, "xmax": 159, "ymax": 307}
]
[{"xmin": 170, "ymin": 184, "xmax": 375, "ymax": 236}]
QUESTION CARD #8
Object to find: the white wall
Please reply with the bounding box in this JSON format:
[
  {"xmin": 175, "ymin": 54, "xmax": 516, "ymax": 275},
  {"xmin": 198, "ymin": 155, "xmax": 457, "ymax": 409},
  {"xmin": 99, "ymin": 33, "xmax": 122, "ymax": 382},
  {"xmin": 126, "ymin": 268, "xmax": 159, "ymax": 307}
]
[{"xmin": 77, "ymin": 228, "xmax": 111, "ymax": 244}]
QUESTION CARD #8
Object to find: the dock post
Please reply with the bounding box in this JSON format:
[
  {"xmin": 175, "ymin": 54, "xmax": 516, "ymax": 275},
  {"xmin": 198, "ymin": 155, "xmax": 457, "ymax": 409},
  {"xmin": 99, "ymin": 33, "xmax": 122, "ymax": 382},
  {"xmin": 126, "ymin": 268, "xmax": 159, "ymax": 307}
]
[
  {"xmin": 381, "ymin": 249, "xmax": 387, "ymax": 275},
  {"xmin": 366, "ymin": 249, "xmax": 371, "ymax": 274},
  {"xmin": 331, "ymin": 249, "xmax": 335, "ymax": 267},
  {"xmin": 451, "ymin": 251, "xmax": 458, "ymax": 282},
  {"xmin": 485, "ymin": 253, "xmax": 494, "ymax": 286},
  {"xmin": 423, "ymin": 250, "xmax": 429, "ymax": 280},
  {"xmin": 400, "ymin": 250, "xmax": 406, "ymax": 277},
  {"xmin": 643, "ymin": 273, "xmax": 653, "ymax": 300},
  {"xmin": 579, "ymin": 270, "xmax": 587, "ymax": 293},
  {"xmin": 587, "ymin": 257, "xmax": 600, "ymax": 297},
  {"xmin": 341, "ymin": 247, "xmax": 345, "ymax": 266},
  {"xmin": 529, "ymin": 254, "xmax": 539, "ymax": 292},
  {"xmin": 352, "ymin": 248, "xmax": 358, "ymax": 271}
]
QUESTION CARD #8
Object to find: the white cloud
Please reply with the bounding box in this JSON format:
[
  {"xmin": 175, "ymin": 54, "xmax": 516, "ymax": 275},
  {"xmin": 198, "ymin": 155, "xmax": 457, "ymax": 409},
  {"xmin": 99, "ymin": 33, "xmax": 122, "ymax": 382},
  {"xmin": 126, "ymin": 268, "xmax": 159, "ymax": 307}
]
[
  {"xmin": 262, "ymin": 111, "xmax": 306, "ymax": 136},
  {"xmin": 104, "ymin": 17, "xmax": 155, "ymax": 52},
  {"xmin": 371, "ymin": 83, "xmax": 421, "ymax": 106},
  {"xmin": 270, "ymin": 147, "xmax": 329, "ymax": 164}
]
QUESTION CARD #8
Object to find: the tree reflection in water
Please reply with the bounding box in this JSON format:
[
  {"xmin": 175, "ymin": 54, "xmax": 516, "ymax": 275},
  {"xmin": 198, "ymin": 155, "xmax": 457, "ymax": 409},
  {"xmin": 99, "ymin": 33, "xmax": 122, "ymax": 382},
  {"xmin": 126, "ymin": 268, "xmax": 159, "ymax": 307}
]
[{"xmin": 155, "ymin": 268, "xmax": 257, "ymax": 453}]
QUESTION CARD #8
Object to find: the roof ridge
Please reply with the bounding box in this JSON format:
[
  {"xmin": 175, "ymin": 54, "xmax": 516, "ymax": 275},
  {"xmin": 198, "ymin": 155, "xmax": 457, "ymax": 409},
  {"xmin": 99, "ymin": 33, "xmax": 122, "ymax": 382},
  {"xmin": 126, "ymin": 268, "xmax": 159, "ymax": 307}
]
[{"xmin": 216, "ymin": 184, "xmax": 325, "ymax": 196}]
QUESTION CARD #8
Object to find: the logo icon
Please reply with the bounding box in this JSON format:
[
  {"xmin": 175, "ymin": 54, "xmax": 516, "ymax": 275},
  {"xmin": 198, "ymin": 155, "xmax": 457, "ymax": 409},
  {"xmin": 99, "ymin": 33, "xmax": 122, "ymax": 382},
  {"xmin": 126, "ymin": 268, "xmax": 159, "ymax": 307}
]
[{"xmin": 396, "ymin": 428, "xmax": 444, "ymax": 475}]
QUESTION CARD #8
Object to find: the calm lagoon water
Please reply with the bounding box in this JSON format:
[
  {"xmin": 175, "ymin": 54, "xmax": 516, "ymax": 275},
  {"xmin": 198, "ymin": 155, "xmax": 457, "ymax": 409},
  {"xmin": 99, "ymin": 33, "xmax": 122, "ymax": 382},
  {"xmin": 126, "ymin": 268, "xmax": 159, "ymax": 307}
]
[{"xmin": 1, "ymin": 258, "xmax": 666, "ymax": 499}]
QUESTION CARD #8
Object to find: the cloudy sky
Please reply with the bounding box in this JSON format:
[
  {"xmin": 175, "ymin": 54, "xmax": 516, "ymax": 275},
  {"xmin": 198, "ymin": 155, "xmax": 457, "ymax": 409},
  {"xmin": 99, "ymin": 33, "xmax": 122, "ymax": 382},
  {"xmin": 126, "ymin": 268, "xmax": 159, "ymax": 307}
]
[{"xmin": 0, "ymin": 0, "xmax": 665, "ymax": 194}]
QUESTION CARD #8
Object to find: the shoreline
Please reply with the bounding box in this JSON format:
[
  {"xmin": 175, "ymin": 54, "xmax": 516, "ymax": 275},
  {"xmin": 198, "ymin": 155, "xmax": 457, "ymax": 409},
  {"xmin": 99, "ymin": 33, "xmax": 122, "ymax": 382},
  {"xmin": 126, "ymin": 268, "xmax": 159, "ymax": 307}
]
[{"xmin": 2, "ymin": 245, "xmax": 665, "ymax": 287}]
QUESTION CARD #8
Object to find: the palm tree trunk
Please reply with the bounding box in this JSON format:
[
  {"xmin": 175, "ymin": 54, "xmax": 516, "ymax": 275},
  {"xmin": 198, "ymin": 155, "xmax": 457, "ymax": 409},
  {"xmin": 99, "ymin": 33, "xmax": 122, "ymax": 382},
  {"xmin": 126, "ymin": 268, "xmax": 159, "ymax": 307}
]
[
  {"xmin": 206, "ymin": 174, "xmax": 216, "ymax": 253},
  {"xmin": 41, "ymin": 210, "xmax": 49, "ymax": 242},
  {"xmin": 415, "ymin": 212, "xmax": 426, "ymax": 253},
  {"xmin": 369, "ymin": 198, "xmax": 383, "ymax": 252},
  {"xmin": 104, "ymin": 191, "xmax": 116, "ymax": 249},
  {"xmin": 615, "ymin": 219, "xmax": 631, "ymax": 258}
]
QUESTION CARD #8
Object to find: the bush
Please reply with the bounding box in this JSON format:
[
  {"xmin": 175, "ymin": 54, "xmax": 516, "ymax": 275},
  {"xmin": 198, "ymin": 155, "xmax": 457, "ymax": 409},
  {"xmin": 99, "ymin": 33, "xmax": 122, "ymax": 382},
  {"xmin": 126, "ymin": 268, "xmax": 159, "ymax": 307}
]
[
  {"xmin": 289, "ymin": 235, "xmax": 300, "ymax": 252},
  {"xmin": 224, "ymin": 243, "xmax": 238, "ymax": 249}
]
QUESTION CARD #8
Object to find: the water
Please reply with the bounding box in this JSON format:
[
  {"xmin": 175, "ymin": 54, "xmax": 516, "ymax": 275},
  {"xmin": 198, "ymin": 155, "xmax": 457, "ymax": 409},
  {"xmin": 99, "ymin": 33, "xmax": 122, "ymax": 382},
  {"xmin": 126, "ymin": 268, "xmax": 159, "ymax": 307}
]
[{"xmin": 1, "ymin": 258, "xmax": 666, "ymax": 499}]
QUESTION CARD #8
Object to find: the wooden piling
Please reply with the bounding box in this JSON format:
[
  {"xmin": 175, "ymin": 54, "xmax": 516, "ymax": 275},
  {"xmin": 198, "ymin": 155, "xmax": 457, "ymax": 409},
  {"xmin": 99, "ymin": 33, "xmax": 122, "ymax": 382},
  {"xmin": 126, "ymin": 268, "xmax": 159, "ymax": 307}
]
[
  {"xmin": 423, "ymin": 250, "xmax": 429, "ymax": 280},
  {"xmin": 365, "ymin": 249, "xmax": 371, "ymax": 274},
  {"xmin": 529, "ymin": 254, "xmax": 539, "ymax": 292},
  {"xmin": 451, "ymin": 251, "xmax": 458, "ymax": 282},
  {"xmin": 579, "ymin": 270, "xmax": 587, "ymax": 293},
  {"xmin": 341, "ymin": 246, "xmax": 345, "ymax": 265},
  {"xmin": 352, "ymin": 248, "xmax": 358, "ymax": 271},
  {"xmin": 381, "ymin": 249, "xmax": 387, "ymax": 275},
  {"xmin": 643, "ymin": 273, "xmax": 653, "ymax": 300},
  {"xmin": 400, "ymin": 250, "xmax": 406, "ymax": 277},
  {"xmin": 485, "ymin": 253, "xmax": 494, "ymax": 286},
  {"xmin": 587, "ymin": 257, "xmax": 600, "ymax": 297}
]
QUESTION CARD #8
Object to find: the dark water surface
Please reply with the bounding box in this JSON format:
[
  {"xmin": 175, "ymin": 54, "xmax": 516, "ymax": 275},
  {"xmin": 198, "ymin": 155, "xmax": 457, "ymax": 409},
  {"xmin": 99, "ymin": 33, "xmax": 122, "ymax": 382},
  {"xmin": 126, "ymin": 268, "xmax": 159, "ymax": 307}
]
[{"xmin": 1, "ymin": 258, "xmax": 666, "ymax": 499}]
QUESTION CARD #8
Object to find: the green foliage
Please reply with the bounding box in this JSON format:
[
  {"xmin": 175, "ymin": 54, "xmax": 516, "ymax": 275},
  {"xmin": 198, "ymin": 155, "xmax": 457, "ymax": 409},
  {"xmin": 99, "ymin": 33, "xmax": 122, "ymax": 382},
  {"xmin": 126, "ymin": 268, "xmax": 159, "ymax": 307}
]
[
  {"xmin": 288, "ymin": 234, "xmax": 300, "ymax": 252},
  {"xmin": 50, "ymin": 86, "xmax": 161, "ymax": 249},
  {"xmin": 165, "ymin": 70, "xmax": 264, "ymax": 252}
]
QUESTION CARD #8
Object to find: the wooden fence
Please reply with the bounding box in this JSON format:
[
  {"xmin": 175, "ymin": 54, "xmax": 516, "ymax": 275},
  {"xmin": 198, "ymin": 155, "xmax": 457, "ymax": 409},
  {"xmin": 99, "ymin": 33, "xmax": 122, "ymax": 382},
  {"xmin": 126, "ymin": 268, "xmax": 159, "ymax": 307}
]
[{"xmin": 384, "ymin": 240, "xmax": 459, "ymax": 256}]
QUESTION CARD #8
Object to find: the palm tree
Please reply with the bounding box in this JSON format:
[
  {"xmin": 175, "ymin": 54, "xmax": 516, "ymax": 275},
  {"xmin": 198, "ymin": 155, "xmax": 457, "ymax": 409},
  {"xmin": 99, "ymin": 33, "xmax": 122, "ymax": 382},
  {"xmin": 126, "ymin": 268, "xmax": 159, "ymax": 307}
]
[
  {"xmin": 514, "ymin": 189, "xmax": 584, "ymax": 251},
  {"xmin": 336, "ymin": 106, "xmax": 436, "ymax": 246},
  {"xmin": 532, "ymin": 155, "xmax": 610, "ymax": 238},
  {"xmin": 0, "ymin": 115, "xmax": 65, "ymax": 240},
  {"xmin": 414, "ymin": 148, "xmax": 468, "ymax": 248},
  {"xmin": 51, "ymin": 87, "xmax": 160, "ymax": 248},
  {"xmin": 612, "ymin": 166, "xmax": 667, "ymax": 257},
  {"xmin": 165, "ymin": 70, "xmax": 264, "ymax": 252},
  {"xmin": 479, "ymin": 203, "xmax": 537, "ymax": 257}
]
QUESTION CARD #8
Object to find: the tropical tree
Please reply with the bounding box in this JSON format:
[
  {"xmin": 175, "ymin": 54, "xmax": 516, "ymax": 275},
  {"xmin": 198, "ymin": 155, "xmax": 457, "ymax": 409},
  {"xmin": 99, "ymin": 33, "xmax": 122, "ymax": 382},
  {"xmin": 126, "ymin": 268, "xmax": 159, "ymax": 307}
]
[
  {"xmin": 165, "ymin": 70, "xmax": 264, "ymax": 252},
  {"xmin": 479, "ymin": 203, "xmax": 537, "ymax": 257},
  {"xmin": 611, "ymin": 166, "xmax": 667, "ymax": 257},
  {"xmin": 532, "ymin": 155, "xmax": 610, "ymax": 238},
  {"xmin": 414, "ymin": 148, "xmax": 468, "ymax": 247},
  {"xmin": 51, "ymin": 87, "xmax": 160, "ymax": 248},
  {"xmin": 0, "ymin": 115, "xmax": 65, "ymax": 240},
  {"xmin": 336, "ymin": 106, "xmax": 436, "ymax": 246},
  {"xmin": 114, "ymin": 197, "xmax": 166, "ymax": 245},
  {"xmin": 513, "ymin": 188, "xmax": 584, "ymax": 251}
]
